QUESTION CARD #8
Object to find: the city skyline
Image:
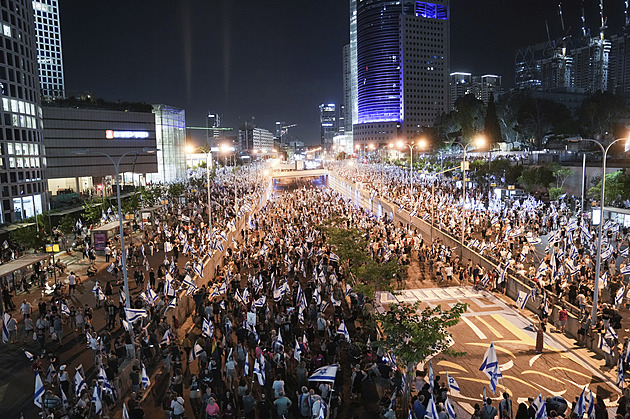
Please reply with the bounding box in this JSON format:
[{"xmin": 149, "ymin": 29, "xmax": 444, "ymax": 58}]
[{"xmin": 58, "ymin": 1, "xmax": 628, "ymax": 144}]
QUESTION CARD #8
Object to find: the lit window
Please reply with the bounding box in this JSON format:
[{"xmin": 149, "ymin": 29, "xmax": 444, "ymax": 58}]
[
  {"xmin": 7, "ymin": 143, "xmax": 13, "ymax": 154},
  {"xmin": 8, "ymin": 157, "xmax": 15, "ymax": 168}
]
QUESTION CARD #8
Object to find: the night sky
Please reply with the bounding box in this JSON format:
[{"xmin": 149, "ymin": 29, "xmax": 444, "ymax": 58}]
[{"xmin": 59, "ymin": 0, "xmax": 626, "ymax": 145}]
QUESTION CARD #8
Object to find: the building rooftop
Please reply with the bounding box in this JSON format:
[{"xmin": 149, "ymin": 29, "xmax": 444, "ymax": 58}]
[{"xmin": 42, "ymin": 96, "xmax": 154, "ymax": 113}]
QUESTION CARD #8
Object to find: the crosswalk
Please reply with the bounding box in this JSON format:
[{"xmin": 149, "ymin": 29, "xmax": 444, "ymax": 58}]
[{"xmin": 378, "ymin": 287, "xmax": 484, "ymax": 304}]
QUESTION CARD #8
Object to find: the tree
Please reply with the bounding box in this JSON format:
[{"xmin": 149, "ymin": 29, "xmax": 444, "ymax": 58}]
[
  {"xmin": 319, "ymin": 224, "xmax": 406, "ymax": 298},
  {"xmin": 454, "ymin": 94, "xmax": 485, "ymax": 140},
  {"xmin": 168, "ymin": 182, "xmax": 186, "ymax": 198},
  {"xmin": 483, "ymin": 95, "xmax": 502, "ymax": 146},
  {"xmin": 578, "ymin": 91, "xmax": 627, "ymax": 137},
  {"xmin": 57, "ymin": 215, "xmax": 76, "ymax": 235},
  {"xmin": 376, "ymin": 301, "xmax": 467, "ymax": 412},
  {"xmin": 81, "ymin": 202, "xmax": 103, "ymax": 226},
  {"xmin": 9, "ymin": 224, "xmax": 46, "ymax": 251},
  {"xmin": 548, "ymin": 163, "xmax": 574, "ymax": 189},
  {"xmin": 518, "ymin": 165, "xmax": 554, "ymax": 193},
  {"xmin": 588, "ymin": 170, "xmax": 630, "ymax": 206}
]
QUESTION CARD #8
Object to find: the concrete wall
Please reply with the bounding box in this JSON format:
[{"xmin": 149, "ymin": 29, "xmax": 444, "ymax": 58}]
[{"xmin": 561, "ymin": 165, "xmax": 622, "ymax": 198}]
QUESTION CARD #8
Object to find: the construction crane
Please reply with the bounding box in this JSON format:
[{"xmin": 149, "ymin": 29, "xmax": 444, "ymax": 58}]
[{"xmin": 280, "ymin": 123, "xmax": 297, "ymax": 145}]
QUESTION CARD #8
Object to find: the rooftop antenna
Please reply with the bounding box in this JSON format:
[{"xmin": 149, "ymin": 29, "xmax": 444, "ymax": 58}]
[
  {"xmin": 545, "ymin": 20, "xmax": 551, "ymax": 42},
  {"xmin": 581, "ymin": 1, "xmax": 587, "ymax": 37},
  {"xmin": 558, "ymin": 2, "xmax": 566, "ymax": 32}
]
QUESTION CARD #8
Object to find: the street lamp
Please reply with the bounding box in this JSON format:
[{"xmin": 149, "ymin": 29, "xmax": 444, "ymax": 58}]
[
  {"xmin": 72, "ymin": 147, "xmax": 159, "ymax": 358},
  {"xmin": 570, "ymin": 136, "xmax": 629, "ymax": 326},
  {"xmin": 453, "ymin": 135, "xmax": 485, "ymax": 259},
  {"xmin": 397, "ymin": 139, "xmax": 427, "ymax": 195}
]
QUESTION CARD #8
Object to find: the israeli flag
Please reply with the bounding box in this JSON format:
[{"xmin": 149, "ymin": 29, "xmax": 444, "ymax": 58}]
[
  {"xmin": 164, "ymin": 275, "xmax": 175, "ymax": 297},
  {"xmin": 294, "ymin": 339, "xmax": 301, "ymax": 362},
  {"xmin": 193, "ymin": 262, "xmax": 203, "ymax": 277},
  {"xmin": 601, "ymin": 245, "xmax": 614, "ymax": 261},
  {"xmin": 160, "ymin": 330, "xmax": 170, "ymax": 346},
  {"xmin": 542, "ymin": 294, "xmax": 549, "ymax": 317},
  {"xmin": 119, "ymin": 288, "xmax": 126, "ymax": 305},
  {"xmin": 74, "ymin": 370, "xmax": 87, "ymax": 398},
  {"xmin": 1, "ymin": 313, "xmax": 9, "ymax": 343},
  {"xmin": 621, "ymin": 247, "xmax": 629, "ymax": 258},
  {"xmin": 164, "ymin": 242, "xmax": 174, "ymax": 253},
  {"xmin": 599, "ymin": 335, "xmax": 614, "ymax": 356},
  {"xmin": 244, "ymin": 352, "xmax": 250, "ymax": 376},
  {"xmin": 587, "ymin": 390, "xmax": 595, "ymax": 418},
  {"xmin": 34, "ymin": 373, "xmax": 44, "ymax": 408},
  {"xmin": 446, "ymin": 372, "xmax": 460, "ymax": 392},
  {"xmin": 254, "ymin": 358, "xmax": 265, "ymax": 385},
  {"xmin": 621, "ymin": 265, "xmax": 630, "ymax": 275},
  {"xmin": 337, "ymin": 321, "xmax": 351, "ymax": 343},
  {"xmin": 445, "ymin": 398, "xmax": 457, "ymax": 419},
  {"xmin": 254, "ymin": 295, "xmax": 266, "ymax": 308},
  {"xmin": 605, "ymin": 324, "xmax": 618, "ymax": 340},
  {"xmin": 146, "ymin": 286, "xmax": 158, "ymax": 305},
  {"xmin": 516, "ymin": 291, "xmax": 530, "ymax": 309},
  {"xmin": 141, "ymin": 363, "xmax": 151, "ymax": 389},
  {"xmin": 202, "ymin": 317, "xmax": 214, "ymax": 338},
  {"xmin": 92, "ymin": 386, "xmax": 103, "ymax": 416},
  {"xmin": 123, "ymin": 403, "xmax": 130, "ymax": 419},
  {"xmin": 479, "ymin": 342, "xmax": 502, "ymax": 393},
  {"xmin": 186, "ymin": 282, "xmax": 199, "ymax": 296},
  {"xmin": 308, "ymin": 364, "xmax": 339, "ymax": 383},
  {"xmin": 345, "ymin": 283, "xmax": 353, "ymax": 297},
  {"xmin": 165, "ymin": 298, "xmax": 177, "ymax": 312},
  {"xmin": 189, "ymin": 343, "xmax": 204, "ymax": 362},
  {"xmin": 575, "ymin": 386, "xmax": 586, "ymax": 418},
  {"xmin": 98, "ymin": 365, "xmax": 116, "ymax": 399},
  {"xmin": 426, "ymin": 395, "xmax": 440, "ymax": 419},
  {"xmin": 107, "ymin": 262, "xmax": 115, "ymax": 273},
  {"xmin": 124, "ymin": 308, "xmax": 148, "ymax": 323},
  {"xmin": 536, "ymin": 261, "xmax": 548, "ymax": 278},
  {"xmin": 616, "ymin": 285, "xmax": 626, "ymax": 306},
  {"xmin": 535, "ymin": 392, "xmax": 548, "ymax": 419}
]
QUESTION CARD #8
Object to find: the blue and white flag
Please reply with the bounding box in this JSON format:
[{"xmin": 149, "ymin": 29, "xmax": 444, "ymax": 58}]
[
  {"xmin": 345, "ymin": 283, "xmax": 353, "ymax": 297},
  {"xmin": 309, "ymin": 364, "xmax": 339, "ymax": 383},
  {"xmin": 535, "ymin": 393, "xmax": 548, "ymax": 419},
  {"xmin": 189, "ymin": 343, "xmax": 204, "ymax": 362},
  {"xmin": 277, "ymin": 328, "xmax": 284, "ymax": 347},
  {"xmin": 202, "ymin": 317, "xmax": 214, "ymax": 338},
  {"xmin": 600, "ymin": 272, "xmax": 608, "ymax": 288},
  {"xmin": 426, "ymin": 395, "xmax": 440, "ymax": 419},
  {"xmin": 164, "ymin": 241, "xmax": 174, "ymax": 253},
  {"xmin": 124, "ymin": 308, "xmax": 148, "ymax": 323},
  {"xmin": 119, "ymin": 288, "xmax": 126, "ymax": 305},
  {"xmin": 601, "ymin": 245, "xmax": 614, "ymax": 261},
  {"xmin": 516, "ymin": 290, "xmax": 529, "ymax": 309},
  {"xmin": 605, "ymin": 324, "xmax": 618, "ymax": 340},
  {"xmin": 618, "ymin": 351, "xmax": 625, "ymax": 388},
  {"xmin": 254, "ymin": 358, "xmax": 265, "ymax": 385},
  {"xmin": 98, "ymin": 365, "xmax": 116, "ymax": 399},
  {"xmin": 536, "ymin": 261, "xmax": 548, "ymax": 278},
  {"xmin": 141, "ymin": 363, "xmax": 150, "ymax": 389},
  {"xmin": 574, "ymin": 386, "xmax": 586, "ymax": 418},
  {"xmin": 587, "ymin": 390, "xmax": 595, "ymax": 419},
  {"xmin": 445, "ymin": 398, "xmax": 457, "ymax": 419},
  {"xmin": 146, "ymin": 286, "xmax": 158, "ymax": 305},
  {"xmin": 92, "ymin": 386, "xmax": 103, "ymax": 416},
  {"xmin": 294, "ymin": 339, "xmax": 301, "ymax": 362},
  {"xmin": 337, "ymin": 321, "xmax": 351, "ymax": 343},
  {"xmin": 244, "ymin": 352, "xmax": 250, "ymax": 376},
  {"xmin": 616, "ymin": 285, "xmax": 626, "ymax": 306},
  {"xmin": 479, "ymin": 342, "xmax": 502, "ymax": 393},
  {"xmin": 122, "ymin": 403, "xmax": 130, "ymax": 419},
  {"xmin": 446, "ymin": 372, "xmax": 460, "ymax": 392},
  {"xmin": 329, "ymin": 252, "xmax": 339, "ymax": 263},
  {"xmin": 160, "ymin": 330, "xmax": 170, "ymax": 346},
  {"xmin": 193, "ymin": 262, "xmax": 203, "ymax": 278},
  {"xmin": 74, "ymin": 370, "xmax": 87, "ymax": 398},
  {"xmin": 621, "ymin": 265, "xmax": 630, "ymax": 275},
  {"xmin": 164, "ymin": 274, "xmax": 175, "ymax": 297},
  {"xmin": 254, "ymin": 295, "xmax": 266, "ymax": 308},
  {"xmin": 621, "ymin": 247, "xmax": 629, "ymax": 258},
  {"xmin": 599, "ymin": 334, "xmax": 614, "ymax": 356},
  {"xmin": 34, "ymin": 373, "xmax": 44, "ymax": 408},
  {"xmin": 165, "ymin": 298, "xmax": 177, "ymax": 312}
]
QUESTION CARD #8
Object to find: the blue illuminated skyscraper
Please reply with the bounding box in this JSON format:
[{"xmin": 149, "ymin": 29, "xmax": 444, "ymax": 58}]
[{"xmin": 353, "ymin": 0, "xmax": 450, "ymax": 145}]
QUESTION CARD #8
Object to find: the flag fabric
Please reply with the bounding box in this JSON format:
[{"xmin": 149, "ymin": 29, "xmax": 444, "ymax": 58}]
[
  {"xmin": 141, "ymin": 363, "xmax": 151, "ymax": 389},
  {"xmin": 618, "ymin": 352, "xmax": 625, "ymax": 388},
  {"xmin": 426, "ymin": 395, "xmax": 440, "ymax": 419},
  {"xmin": 622, "ymin": 247, "xmax": 629, "ymax": 258},
  {"xmin": 445, "ymin": 397, "xmax": 457, "ymax": 419},
  {"xmin": 535, "ymin": 393, "xmax": 548, "ymax": 419},
  {"xmin": 254, "ymin": 358, "xmax": 265, "ymax": 386},
  {"xmin": 428, "ymin": 361, "xmax": 434, "ymax": 392},
  {"xmin": 336, "ymin": 321, "xmax": 351, "ymax": 343},
  {"xmin": 616, "ymin": 285, "xmax": 626, "ymax": 306},
  {"xmin": 119, "ymin": 288, "xmax": 126, "ymax": 305},
  {"xmin": 160, "ymin": 330, "xmax": 170, "ymax": 346},
  {"xmin": 122, "ymin": 403, "xmax": 130, "ymax": 419},
  {"xmin": 124, "ymin": 308, "xmax": 148, "ymax": 323},
  {"xmin": 74, "ymin": 371, "xmax": 87, "ymax": 398},
  {"xmin": 244, "ymin": 353, "xmax": 250, "ymax": 376},
  {"xmin": 587, "ymin": 390, "xmax": 595, "ymax": 419},
  {"xmin": 621, "ymin": 264, "xmax": 630, "ymax": 275},
  {"xmin": 309, "ymin": 364, "xmax": 339, "ymax": 383},
  {"xmin": 164, "ymin": 242, "xmax": 174, "ymax": 253},
  {"xmin": 202, "ymin": 317, "xmax": 214, "ymax": 338},
  {"xmin": 446, "ymin": 372, "xmax": 460, "ymax": 392},
  {"xmin": 24, "ymin": 350, "xmax": 34, "ymax": 361},
  {"xmin": 97, "ymin": 365, "xmax": 116, "ymax": 400},
  {"xmin": 599, "ymin": 335, "xmax": 614, "ymax": 356},
  {"xmin": 189, "ymin": 343, "xmax": 204, "ymax": 362},
  {"xmin": 575, "ymin": 387, "xmax": 587, "ymax": 418},
  {"xmin": 34, "ymin": 373, "xmax": 44, "ymax": 408},
  {"xmin": 92, "ymin": 386, "xmax": 103, "ymax": 416},
  {"xmin": 479, "ymin": 342, "xmax": 502, "ymax": 393},
  {"xmin": 164, "ymin": 275, "xmax": 175, "ymax": 297},
  {"xmin": 165, "ymin": 298, "xmax": 177, "ymax": 312},
  {"xmin": 60, "ymin": 387, "xmax": 69, "ymax": 411},
  {"xmin": 605, "ymin": 325, "xmax": 618, "ymax": 340},
  {"xmin": 516, "ymin": 291, "xmax": 530, "ymax": 309}
]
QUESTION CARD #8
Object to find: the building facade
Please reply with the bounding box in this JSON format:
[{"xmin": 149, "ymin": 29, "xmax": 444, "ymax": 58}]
[
  {"xmin": 238, "ymin": 122, "xmax": 273, "ymax": 152},
  {"xmin": 319, "ymin": 103, "xmax": 337, "ymax": 149},
  {"xmin": 42, "ymin": 104, "xmax": 158, "ymax": 194},
  {"xmin": 449, "ymin": 72, "xmax": 472, "ymax": 110},
  {"xmin": 0, "ymin": 0, "xmax": 47, "ymax": 223},
  {"xmin": 32, "ymin": 0, "xmax": 64, "ymax": 98},
  {"xmin": 353, "ymin": 0, "xmax": 450, "ymax": 146},
  {"xmin": 148, "ymin": 105, "xmax": 186, "ymax": 184}
]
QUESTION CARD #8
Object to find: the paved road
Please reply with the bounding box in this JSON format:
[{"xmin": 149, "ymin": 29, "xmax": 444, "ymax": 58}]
[{"xmin": 378, "ymin": 287, "xmax": 621, "ymax": 416}]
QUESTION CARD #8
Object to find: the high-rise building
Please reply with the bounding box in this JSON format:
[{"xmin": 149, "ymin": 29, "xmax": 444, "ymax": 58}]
[
  {"xmin": 342, "ymin": 44, "xmax": 354, "ymax": 133},
  {"xmin": 479, "ymin": 75, "xmax": 502, "ymax": 105},
  {"xmin": 0, "ymin": 0, "xmax": 47, "ymax": 223},
  {"xmin": 353, "ymin": 0, "xmax": 450, "ymax": 146},
  {"xmin": 319, "ymin": 103, "xmax": 337, "ymax": 149},
  {"xmin": 32, "ymin": 0, "xmax": 65, "ymax": 99},
  {"xmin": 149, "ymin": 105, "xmax": 187, "ymax": 184},
  {"xmin": 349, "ymin": 0, "xmax": 358, "ymax": 128},
  {"xmin": 609, "ymin": 30, "xmax": 630, "ymax": 96},
  {"xmin": 449, "ymin": 72, "xmax": 472, "ymax": 110},
  {"xmin": 572, "ymin": 36, "xmax": 610, "ymax": 93}
]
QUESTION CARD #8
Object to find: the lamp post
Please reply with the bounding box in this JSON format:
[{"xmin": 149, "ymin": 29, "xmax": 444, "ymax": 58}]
[
  {"xmin": 570, "ymin": 136, "xmax": 628, "ymax": 326},
  {"xmin": 453, "ymin": 136, "xmax": 485, "ymax": 259},
  {"xmin": 72, "ymin": 147, "xmax": 158, "ymax": 359}
]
